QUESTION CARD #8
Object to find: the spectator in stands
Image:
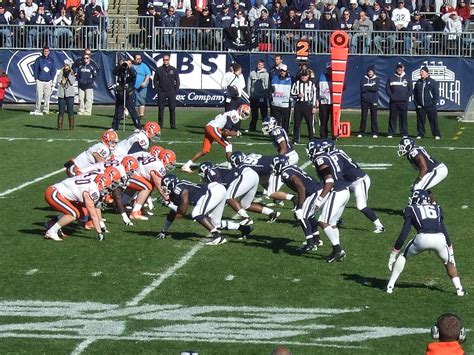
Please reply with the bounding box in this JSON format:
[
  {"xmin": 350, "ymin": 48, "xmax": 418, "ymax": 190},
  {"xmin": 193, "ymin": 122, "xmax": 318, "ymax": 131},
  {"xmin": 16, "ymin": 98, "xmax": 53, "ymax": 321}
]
[
  {"xmin": 426, "ymin": 313, "xmax": 466, "ymax": 354},
  {"xmin": 319, "ymin": 10, "xmax": 339, "ymax": 52},
  {"xmin": 404, "ymin": 11, "xmax": 432, "ymax": 54},
  {"xmin": 366, "ymin": 1, "xmax": 382, "ymax": 21},
  {"xmin": 210, "ymin": 0, "xmax": 228, "ymax": 17},
  {"xmin": 178, "ymin": 7, "xmax": 198, "ymax": 49},
  {"xmin": 373, "ymin": 10, "xmax": 396, "ymax": 53},
  {"xmin": 391, "ymin": 0, "xmax": 410, "ymax": 30},
  {"xmin": 414, "ymin": 66, "xmax": 440, "ymax": 139},
  {"xmin": 443, "ymin": 12, "xmax": 462, "ymax": 53},
  {"xmin": 351, "ymin": 11, "xmax": 373, "ymax": 53},
  {"xmin": 247, "ymin": 59, "xmax": 269, "ymax": 132},
  {"xmin": 153, "ymin": 54, "xmax": 180, "ymax": 129},
  {"xmin": 358, "ymin": 66, "xmax": 379, "ymax": 138},
  {"xmin": 161, "ymin": 6, "xmax": 179, "ymax": 49},
  {"xmin": 270, "ymin": 64, "xmax": 292, "ymax": 131},
  {"xmin": 440, "ymin": 0, "xmax": 456, "ymax": 19},
  {"xmin": 4, "ymin": 0, "xmax": 18, "ymax": 17},
  {"xmin": 254, "ymin": 8, "xmax": 275, "ymax": 50},
  {"xmin": 230, "ymin": 9, "xmax": 251, "ymax": 47},
  {"xmin": 0, "ymin": 4, "xmax": 13, "ymax": 48},
  {"xmin": 281, "ymin": 9, "xmax": 299, "ymax": 51},
  {"xmin": 385, "ymin": 62, "xmax": 412, "ymax": 138},
  {"xmin": 171, "ymin": 0, "xmax": 191, "ymax": 17},
  {"xmin": 20, "ymin": 0, "xmax": 37, "ymax": 22},
  {"xmin": 71, "ymin": 6, "xmax": 86, "ymax": 48},
  {"xmin": 347, "ymin": 0, "xmax": 362, "ymax": 23},
  {"xmin": 456, "ymin": 0, "xmax": 470, "ymax": 31},
  {"xmin": 339, "ymin": 9, "xmax": 354, "ymax": 31},
  {"xmin": 55, "ymin": 59, "xmax": 76, "ymax": 130},
  {"xmin": 248, "ymin": 0, "xmax": 266, "ymax": 26},
  {"xmin": 140, "ymin": 4, "xmax": 161, "ymax": 49},
  {"xmin": 215, "ymin": 4, "xmax": 233, "ymax": 47},
  {"xmin": 76, "ymin": 52, "xmax": 97, "ymax": 116},
  {"xmin": 66, "ymin": 0, "xmax": 82, "ymax": 11},
  {"xmin": 233, "ymin": 0, "xmax": 252, "ymax": 14},
  {"xmin": 303, "ymin": 2, "xmax": 322, "ymax": 21},
  {"xmin": 383, "ymin": 2, "xmax": 393, "ymax": 17},
  {"xmin": 13, "ymin": 10, "xmax": 27, "ymax": 47},
  {"xmin": 316, "ymin": 63, "xmax": 333, "ymax": 139},
  {"xmin": 324, "ymin": 0, "xmax": 341, "ymax": 21},
  {"xmin": 197, "ymin": 6, "xmax": 215, "ymax": 50},
  {"xmin": 270, "ymin": 1, "xmax": 284, "ymax": 28},
  {"xmin": 31, "ymin": 46, "xmax": 55, "ymax": 115},
  {"xmin": 290, "ymin": 0, "xmax": 311, "ymax": 18},
  {"xmin": 53, "ymin": 6, "xmax": 73, "ymax": 48},
  {"xmin": 133, "ymin": 54, "xmax": 151, "ymax": 119},
  {"xmin": 29, "ymin": 4, "xmax": 53, "ymax": 48},
  {"xmin": 84, "ymin": 0, "xmax": 107, "ymax": 48}
]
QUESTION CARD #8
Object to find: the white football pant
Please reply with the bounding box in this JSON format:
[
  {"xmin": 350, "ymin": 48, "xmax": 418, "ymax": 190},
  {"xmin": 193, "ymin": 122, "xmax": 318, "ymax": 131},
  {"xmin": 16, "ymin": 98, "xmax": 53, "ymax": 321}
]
[
  {"xmin": 318, "ymin": 189, "xmax": 350, "ymax": 226},
  {"xmin": 192, "ymin": 182, "xmax": 227, "ymax": 228},
  {"xmin": 414, "ymin": 163, "xmax": 448, "ymax": 191},
  {"xmin": 226, "ymin": 168, "xmax": 259, "ymax": 210}
]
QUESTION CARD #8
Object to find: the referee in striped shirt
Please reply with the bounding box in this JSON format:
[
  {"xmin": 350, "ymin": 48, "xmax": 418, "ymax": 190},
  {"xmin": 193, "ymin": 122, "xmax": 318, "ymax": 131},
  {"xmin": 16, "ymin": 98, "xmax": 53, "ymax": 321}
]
[{"xmin": 290, "ymin": 69, "xmax": 317, "ymax": 144}]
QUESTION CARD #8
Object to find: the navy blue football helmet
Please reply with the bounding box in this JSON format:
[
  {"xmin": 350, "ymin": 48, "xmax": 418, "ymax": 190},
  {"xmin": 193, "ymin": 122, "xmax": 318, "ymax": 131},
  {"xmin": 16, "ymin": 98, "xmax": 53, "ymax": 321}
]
[
  {"xmin": 306, "ymin": 139, "xmax": 325, "ymax": 160},
  {"xmin": 198, "ymin": 161, "xmax": 213, "ymax": 178},
  {"xmin": 398, "ymin": 137, "xmax": 415, "ymax": 157},
  {"xmin": 271, "ymin": 155, "xmax": 289, "ymax": 175},
  {"xmin": 321, "ymin": 138, "xmax": 336, "ymax": 152},
  {"xmin": 410, "ymin": 189, "xmax": 431, "ymax": 204},
  {"xmin": 262, "ymin": 116, "xmax": 278, "ymax": 135},
  {"xmin": 161, "ymin": 174, "xmax": 179, "ymax": 194},
  {"xmin": 230, "ymin": 151, "xmax": 246, "ymax": 168}
]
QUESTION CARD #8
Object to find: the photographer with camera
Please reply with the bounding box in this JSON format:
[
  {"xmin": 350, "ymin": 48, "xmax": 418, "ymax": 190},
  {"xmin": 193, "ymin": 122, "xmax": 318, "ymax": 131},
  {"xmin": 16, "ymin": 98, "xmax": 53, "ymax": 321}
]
[
  {"xmin": 55, "ymin": 59, "xmax": 76, "ymax": 130},
  {"xmin": 110, "ymin": 58, "xmax": 143, "ymax": 132}
]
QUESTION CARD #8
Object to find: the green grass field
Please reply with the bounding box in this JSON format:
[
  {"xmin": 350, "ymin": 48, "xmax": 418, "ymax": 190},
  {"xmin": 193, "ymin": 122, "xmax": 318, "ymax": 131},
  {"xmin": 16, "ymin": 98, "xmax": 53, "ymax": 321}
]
[{"xmin": 0, "ymin": 106, "xmax": 472, "ymax": 355}]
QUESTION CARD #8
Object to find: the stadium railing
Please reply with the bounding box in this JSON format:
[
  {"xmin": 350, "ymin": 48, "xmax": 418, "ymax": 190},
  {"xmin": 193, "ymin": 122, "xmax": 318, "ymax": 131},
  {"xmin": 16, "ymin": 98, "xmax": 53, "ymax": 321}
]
[{"xmin": 0, "ymin": 18, "xmax": 472, "ymax": 57}]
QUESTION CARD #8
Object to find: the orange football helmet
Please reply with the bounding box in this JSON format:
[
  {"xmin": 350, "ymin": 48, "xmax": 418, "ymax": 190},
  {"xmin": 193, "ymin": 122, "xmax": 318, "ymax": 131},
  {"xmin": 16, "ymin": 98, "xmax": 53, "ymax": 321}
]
[
  {"xmin": 159, "ymin": 149, "xmax": 177, "ymax": 171},
  {"xmin": 102, "ymin": 129, "xmax": 119, "ymax": 148},
  {"xmin": 95, "ymin": 173, "xmax": 112, "ymax": 194},
  {"xmin": 237, "ymin": 104, "xmax": 251, "ymax": 120},
  {"xmin": 104, "ymin": 166, "xmax": 122, "ymax": 190},
  {"xmin": 143, "ymin": 122, "xmax": 161, "ymax": 141},
  {"xmin": 121, "ymin": 156, "xmax": 139, "ymax": 175},
  {"xmin": 150, "ymin": 145, "xmax": 165, "ymax": 158}
]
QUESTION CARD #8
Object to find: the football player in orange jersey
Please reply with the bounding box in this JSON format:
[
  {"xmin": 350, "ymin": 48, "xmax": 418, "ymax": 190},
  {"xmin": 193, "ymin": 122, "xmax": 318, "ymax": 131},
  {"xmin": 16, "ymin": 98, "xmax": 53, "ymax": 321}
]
[{"xmin": 113, "ymin": 121, "xmax": 161, "ymax": 160}]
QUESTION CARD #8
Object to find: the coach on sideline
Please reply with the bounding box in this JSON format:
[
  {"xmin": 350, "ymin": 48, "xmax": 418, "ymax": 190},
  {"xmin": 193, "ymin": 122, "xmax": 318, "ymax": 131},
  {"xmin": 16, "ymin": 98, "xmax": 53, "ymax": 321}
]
[
  {"xmin": 153, "ymin": 54, "xmax": 180, "ymax": 129},
  {"xmin": 385, "ymin": 62, "xmax": 412, "ymax": 138},
  {"xmin": 414, "ymin": 66, "xmax": 440, "ymax": 140}
]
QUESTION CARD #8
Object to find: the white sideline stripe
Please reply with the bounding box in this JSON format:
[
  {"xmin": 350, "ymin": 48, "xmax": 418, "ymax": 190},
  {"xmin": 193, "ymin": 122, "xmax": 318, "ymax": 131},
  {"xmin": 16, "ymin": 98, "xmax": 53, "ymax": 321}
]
[
  {"xmin": 127, "ymin": 243, "xmax": 203, "ymax": 306},
  {"xmin": 71, "ymin": 337, "xmax": 96, "ymax": 355},
  {"xmin": 1, "ymin": 136, "xmax": 473, "ymax": 150},
  {"xmin": 0, "ymin": 168, "xmax": 63, "ymax": 197}
]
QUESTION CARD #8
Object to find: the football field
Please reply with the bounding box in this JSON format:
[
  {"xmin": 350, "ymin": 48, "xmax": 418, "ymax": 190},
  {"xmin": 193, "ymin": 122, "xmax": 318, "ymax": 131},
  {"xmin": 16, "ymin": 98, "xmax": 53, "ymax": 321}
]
[{"xmin": 0, "ymin": 106, "xmax": 472, "ymax": 354}]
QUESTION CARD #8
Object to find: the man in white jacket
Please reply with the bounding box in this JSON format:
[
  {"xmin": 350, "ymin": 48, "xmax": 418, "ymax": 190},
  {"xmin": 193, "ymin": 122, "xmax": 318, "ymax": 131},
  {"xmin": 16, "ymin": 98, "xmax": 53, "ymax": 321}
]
[{"xmin": 391, "ymin": 0, "xmax": 410, "ymax": 30}]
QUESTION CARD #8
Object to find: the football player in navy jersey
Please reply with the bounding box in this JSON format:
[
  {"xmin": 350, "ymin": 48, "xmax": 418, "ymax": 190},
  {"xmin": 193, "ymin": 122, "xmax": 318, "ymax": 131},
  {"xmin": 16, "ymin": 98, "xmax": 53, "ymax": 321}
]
[
  {"xmin": 238, "ymin": 151, "xmax": 295, "ymax": 211},
  {"xmin": 307, "ymin": 139, "xmax": 351, "ymax": 263},
  {"xmin": 386, "ymin": 189, "xmax": 465, "ymax": 296},
  {"xmin": 157, "ymin": 174, "xmax": 228, "ymax": 245},
  {"xmin": 398, "ymin": 137, "xmax": 448, "ymax": 191},
  {"xmin": 262, "ymin": 116, "xmax": 299, "ymax": 165},
  {"xmin": 327, "ymin": 140, "xmax": 385, "ymax": 233},
  {"xmin": 272, "ymin": 156, "xmax": 324, "ymax": 252}
]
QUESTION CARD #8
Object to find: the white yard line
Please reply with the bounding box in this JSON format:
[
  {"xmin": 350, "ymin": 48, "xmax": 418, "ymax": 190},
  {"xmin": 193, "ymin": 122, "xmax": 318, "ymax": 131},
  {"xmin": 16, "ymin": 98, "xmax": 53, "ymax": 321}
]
[
  {"xmin": 70, "ymin": 337, "xmax": 97, "ymax": 355},
  {"xmin": 0, "ymin": 168, "xmax": 63, "ymax": 197},
  {"xmin": 126, "ymin": 243, "xmax": 203, "ymax": 307}
]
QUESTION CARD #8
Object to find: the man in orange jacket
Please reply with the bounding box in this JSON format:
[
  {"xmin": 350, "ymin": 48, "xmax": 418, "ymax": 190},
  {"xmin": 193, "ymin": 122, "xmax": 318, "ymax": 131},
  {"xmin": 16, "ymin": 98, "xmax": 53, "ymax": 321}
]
[{"xmin": 426, "ymin": 313, "xmax": 466, "ymax": 355}]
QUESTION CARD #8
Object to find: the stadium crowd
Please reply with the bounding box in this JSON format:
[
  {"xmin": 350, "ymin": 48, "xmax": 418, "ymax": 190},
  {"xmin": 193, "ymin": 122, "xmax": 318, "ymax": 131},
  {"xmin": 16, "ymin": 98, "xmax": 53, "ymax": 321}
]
[{"xmin": 0, "ymin": 0, "xmax": 471, "ymax": 52}]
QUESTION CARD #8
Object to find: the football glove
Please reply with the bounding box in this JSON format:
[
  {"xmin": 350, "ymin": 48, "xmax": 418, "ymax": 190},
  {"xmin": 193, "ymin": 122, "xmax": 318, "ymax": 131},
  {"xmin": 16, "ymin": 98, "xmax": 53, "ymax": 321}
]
[
  {"xmin": 156, "ymin": 231, "xmax": 167, "ymax": 239},
  {"xmin": 236, "ymin": 131, "xmax": 242, "ymax": 137},
  {"xmin": 294, "ymin": 209, "xmax": 304, "ymax": 221},
  {"xmin": 388, "ymin": 250, "xmax": 399, "ymax": 272}
]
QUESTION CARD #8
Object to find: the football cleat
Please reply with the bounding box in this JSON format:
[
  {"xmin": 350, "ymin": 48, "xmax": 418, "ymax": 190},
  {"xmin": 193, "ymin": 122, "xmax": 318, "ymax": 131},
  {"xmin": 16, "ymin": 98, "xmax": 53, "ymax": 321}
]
[
  {"xmin": 239, "ymin": 217, "xmax": 254, "ymax": 226},
  {"xmin": 456, "ymin": 288, "xmax": 467, "ymax": 297},
  {"xmin": 238, "ymin": 225, "xmax": 253, "ymax": 240},
  {"xmin": 267, "ymin": 211, "xmax": 281, "ymax": 223},
  {"xmin": 297, "ymin": 242, "xmax": 318, "ymax": 253},
  {"xmin": 206, "ymin": 233, "xmax": 227, "ymax": 245},
  {"xmin": 130, "ymin": 211, "xmax": 149, "ymax": 221},
  {"xmin": 44, "ymin": 230, "xmax": 63, "ymax": 242},
  {"xmin": 374, "ymin": 226, "xmax": 385, "ymax": 234},
  {"xmin": 156, "ymin": 231, "xmax": 167, "ymax": 239},
  {"xmin": 386, "ymin": 285, "xmax": 394, "ymax": 294},
  {"xmin": 326, "ymin": 249, "xmax": 346, "ymax": 263},
  {"xmin": 97, "ymin": 233, "xmax": 105, "ymax": 241}
]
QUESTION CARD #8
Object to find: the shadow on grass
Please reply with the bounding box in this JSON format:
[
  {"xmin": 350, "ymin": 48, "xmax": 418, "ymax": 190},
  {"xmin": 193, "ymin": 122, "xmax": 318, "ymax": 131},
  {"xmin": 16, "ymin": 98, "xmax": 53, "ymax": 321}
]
[
  {"xmin": 24, "ymin": 124, "xmax": 57, "ymax": 131},
  {"xmin": 124, "ymin": 230, "xmax": 199, "ymax": 241},
  {"xmin": 236, "ymin": 232, "xmax": 304, "ymax": 256},
  {"xmin": 373, "ymin": 207, "xmax": 403, "ymax": 216},
  {"xmin": 342, "ymin": 273, "xmax": 444, "ymax": 292}
]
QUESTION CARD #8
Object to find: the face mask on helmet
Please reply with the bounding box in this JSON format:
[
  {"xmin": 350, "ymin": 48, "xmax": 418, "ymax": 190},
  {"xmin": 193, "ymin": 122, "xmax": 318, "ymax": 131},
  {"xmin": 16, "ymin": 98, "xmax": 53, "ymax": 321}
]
[
  {"xmin": 306, "ymin": 139, "xmax": 324, "ymax": 159},
  {"xmin": 159, "ymin": 149, "xmax": 176, "ymax": 171},
  {"xmin": 230, "ymin": 151, "xmax": 246, "ymax": 168},
  {"xmin": 271, "ymin": 155, "xmax": 289, "ymax": 174},
  {"xmin": 121, "ymin": 156, "xmax": 139, "ymax": 176},
  {"xmin": 398, "ymin": 138, "xmax": 414, "ymax": 157},
  {"xmin": 410, "ymin": 189, "xmax": 431, "ymax": 204},
  {"xmin": 198, "ymin": 161, "xmax": 213, "ymax": 178},
  {"xmin": 261, "ymin": 116, "xmax": 277, "ymax": 135},
  {"xmin": 161, "ymin": 174, "xmax": 179, "ymax": 195},
  {"xmin": 102, "ymin": 130, "xmax": 119, "ymax": 149}
]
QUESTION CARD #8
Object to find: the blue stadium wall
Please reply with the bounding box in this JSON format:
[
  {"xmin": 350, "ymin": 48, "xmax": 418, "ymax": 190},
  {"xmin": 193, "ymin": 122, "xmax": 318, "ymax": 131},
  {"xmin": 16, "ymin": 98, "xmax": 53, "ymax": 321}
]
[{"xmin": 0, "ymin": 50, "xmax": 471, "ymax": 111}]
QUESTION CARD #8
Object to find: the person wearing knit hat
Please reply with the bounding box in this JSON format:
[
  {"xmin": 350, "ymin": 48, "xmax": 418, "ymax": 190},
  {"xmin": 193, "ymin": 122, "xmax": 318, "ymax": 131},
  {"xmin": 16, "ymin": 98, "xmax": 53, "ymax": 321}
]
[
  {"xmin": 358, "ymin": 65, "xmax": 380, "ymax": 138},
  {"xmin": 414, "ymin": 66, "xmax": 441, "ymax": 140}
]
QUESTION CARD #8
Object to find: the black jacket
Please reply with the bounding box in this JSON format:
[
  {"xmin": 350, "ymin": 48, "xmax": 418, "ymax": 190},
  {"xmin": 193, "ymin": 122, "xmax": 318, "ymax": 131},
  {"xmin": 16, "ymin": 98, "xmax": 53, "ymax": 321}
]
[
  {"xmin": 360, "ymin": 74, "xmax": 379, "ymax": 104},
  {"xmin": 385, "ymin": 72, "xmax": 413, "ymax": 103},
  {"xmin": 153, "ymin": 64, "xmax": 180, "ymax": 92},
  {"xmin": 113, "ymin": 63, "xmax": 137, "ymax": 95},
  {"xmin": 414, "ymin": 77, "xmax": 439, "ymax": 107}
]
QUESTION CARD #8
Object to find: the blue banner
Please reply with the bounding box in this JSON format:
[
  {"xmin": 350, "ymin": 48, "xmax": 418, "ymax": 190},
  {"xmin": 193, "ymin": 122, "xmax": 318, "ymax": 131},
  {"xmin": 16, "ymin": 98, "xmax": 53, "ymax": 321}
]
[{"xmin": 0, "ymin": 50, "xmax": 471, "ymax": 111}]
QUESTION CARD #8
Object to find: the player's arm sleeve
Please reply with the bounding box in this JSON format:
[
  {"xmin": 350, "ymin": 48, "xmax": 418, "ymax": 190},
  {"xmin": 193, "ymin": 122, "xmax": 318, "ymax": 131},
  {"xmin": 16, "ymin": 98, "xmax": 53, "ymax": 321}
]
[{"xmin": 393, "ymin": 209, "xmax": 413, "ymax": 250}]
